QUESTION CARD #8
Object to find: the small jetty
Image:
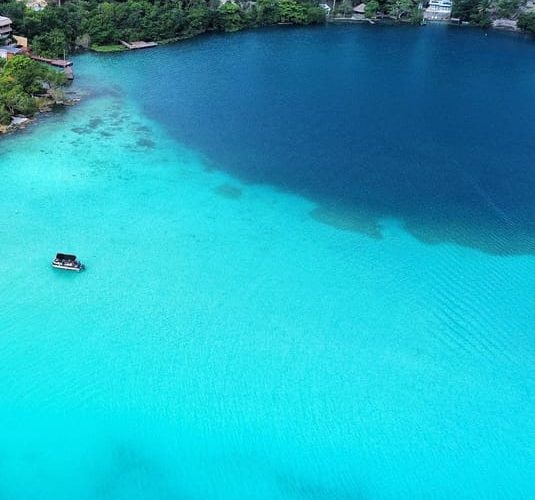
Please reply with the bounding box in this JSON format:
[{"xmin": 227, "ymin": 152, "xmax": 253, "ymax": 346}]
[
  {"xmin": 52, "ymin": 253, "xmax": 85, "ymax": 272},
  {"xmin": 30, "ymin": 55, "xmax": 74, "ymax": 79},
  {"xmin": 30, "ymin": 55, "xmax": 73, "ymax": 68},
  {"xmin": 119, "ymin": 40, "xmax": 158, "ymax": 50}
]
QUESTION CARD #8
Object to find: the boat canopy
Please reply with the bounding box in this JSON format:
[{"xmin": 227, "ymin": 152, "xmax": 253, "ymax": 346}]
[{"xmin": 56, "ymin": 253, "xmax": 77, "ymax": 261}]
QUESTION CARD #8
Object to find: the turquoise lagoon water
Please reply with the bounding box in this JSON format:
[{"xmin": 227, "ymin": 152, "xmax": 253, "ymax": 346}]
[{"xmin": 1, "ymin": 25, "xmax": 535, "ymax": 498}]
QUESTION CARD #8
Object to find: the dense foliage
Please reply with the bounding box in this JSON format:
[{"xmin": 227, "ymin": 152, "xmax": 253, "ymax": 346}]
[
  {"xmin": 0, "ymin": 55, "xmax": 67, "ymax": 124},
  {"xmin": 393, "ymin": 0, "xmax": 422, "ymax": 21},
  {"xmin": 335, "ymin": 0, "xmax": 422, "ymax": 22},
  {"xmin": 494, "ymin": 0, "xmax": 520, "ymax": 18},
  {"xmin": 451, "ymin": 0, "xmax": 530, "ymax": 27},
  {"xmin": 451, "ymin": 0, "xmax": 491, "ymax": 26},
  {"xmin": 1, "ymin": 0, "xmax": 533, "ymax": 62},
  {"xmin": 331, "ymin": 0, "xmax": 534, "ymax": 27},
  {"xmin": 0, "ymin": 0, "xmax": 326, "ymax": 57},
  {"xmin": 518, "ymin": 10, "xmax": 535, "ymax": 32}
]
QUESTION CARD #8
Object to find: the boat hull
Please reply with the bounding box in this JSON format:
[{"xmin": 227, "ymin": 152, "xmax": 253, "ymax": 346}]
[{"xmin": 51, "ymin": 263, "xmax": 84, "ymax": 272}]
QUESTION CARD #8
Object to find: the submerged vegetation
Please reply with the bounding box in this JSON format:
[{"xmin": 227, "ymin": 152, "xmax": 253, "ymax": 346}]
[
  {"xmin": 0, "ymin": 55, "xmax": 67, "ymax": 126},
  {"xmin": 0, "ymin": 0, "xmax": 326, "ymax": 58}
]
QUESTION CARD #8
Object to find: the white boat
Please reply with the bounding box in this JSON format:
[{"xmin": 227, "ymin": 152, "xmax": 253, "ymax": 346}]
[{"xmin": 52, "ymin": 253, "xmax": 85, "ymax": 272}]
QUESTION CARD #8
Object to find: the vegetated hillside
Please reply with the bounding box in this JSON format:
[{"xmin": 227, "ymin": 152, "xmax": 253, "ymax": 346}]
[{"xmin": 0, "ymin": 0, "xmax": 326, "ymax": 57}]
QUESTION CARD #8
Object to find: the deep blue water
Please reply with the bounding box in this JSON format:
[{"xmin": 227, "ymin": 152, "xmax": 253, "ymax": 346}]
[
  {"xmin": 133, "ymin": 24, "xmax": 535, "ymax": 255},
  {"xmin": 1, "ymin": 24, "xmax": 534, "ymax": 499}
]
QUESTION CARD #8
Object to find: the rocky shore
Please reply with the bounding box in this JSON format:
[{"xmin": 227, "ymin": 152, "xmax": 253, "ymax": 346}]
[{"xmin": 0, "ymin": 92, "xmax": 82, "ymax": 136}]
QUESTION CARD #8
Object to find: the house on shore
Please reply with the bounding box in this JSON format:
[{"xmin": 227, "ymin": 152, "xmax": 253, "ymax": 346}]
[
  {"xmin": 424, "ymin": 0, "xmax": 452, "ymax": 20},
  {"xmin": 24, "ymin": 0, "xmax": 48, "ymax": 11},
  {"xmin": 319, "ymin": 3, "xmax": 331, "ymax": 15},
  {"xmin": 352, "ymin": 3, "xmax": 366, "ymax": 19},
  {"xmin": 0, "ymin": 16, "xmax": 13, "ymax": 44},
  {"xmin": 0, "ymin": 45, "xmax": 23, "ymax": 59},
  {"xmin": 493, "ymin": 18, "xmax": 519, "ymax": 30}
]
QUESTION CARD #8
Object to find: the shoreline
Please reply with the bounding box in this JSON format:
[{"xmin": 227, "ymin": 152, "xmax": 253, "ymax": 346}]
[
  {"xmin": 1, "ymin": 21, "xmax": 532, "ymax": 139},
  {"xmin": 89, "ymin": 17, "xmax": 535, "ymax": 56},
  {"xmin": 0, "ymin": 91, "xmax": 83, "ymax": 137},
  {"xmin": 329, "ymin": 16, "xmax": 530, "ymax": 33}
]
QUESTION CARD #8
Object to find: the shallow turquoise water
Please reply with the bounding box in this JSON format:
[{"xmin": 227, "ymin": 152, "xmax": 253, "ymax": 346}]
[{"xmin": 1, "ymin": 25, "xmax": 535, "ymax": 499}]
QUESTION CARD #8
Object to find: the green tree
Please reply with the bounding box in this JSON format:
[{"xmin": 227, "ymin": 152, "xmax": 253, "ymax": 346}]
[
  {"xmin": 184, "ymin": 4, "xmax": 211, "ymax": 36},
  {"xmin": 365, "ymin": 0, "xmax": 380, "ymax": 18},
  {"xmin": 0, "ymin": 55, "xmax": 67, "ymax": 122},
  {"xmin": 2, "ymin": 56, "xmax": 47, "ymax": 95},
  {"xmin": 31, "ymin": 29, "xmax": 68, "ymax": 58},
  {"xmin": 518, "ymin": 11, "xmax": 535, "ymax": 32},
  {"xmin": 495, "ymin": 0, "xmax": 520, "ymax": 18},
  {"xmin": 256, "ymin": 0, "xmax": 281, "ymax": 24},
  {"xmin": 0, "ymin": 105, "xmax": 11, "ymax": 126},
  {"xmin": 216, "ymin": 2, "xmax": 245, "ymax": 31},
  {"xmin": 81, "ymin": 2, "xmax": 120, "ymax": 45},
  {"xmin": 387, "ymin": 0, "xmax": 419, "ymax": 20},
  {"xmin": 452, "ymin": 0, "xmax": 491, "ymax": 26},
  {"xmin": 340, "ymin": 0, "xmax": 353, "ymax": 16},
  {"xmin": 305, "ymin": 5, "xmax": 327, "ymax": 22},
  {"xmin": 41, "ymin": 67, "xmax": 68, "ymax": 90},
  {"xmin": 278, "ymin": 0, "xmax": 307, "ymax": 23},
  {"xmin": 0, "ymin": 79, "xmax": 38, "ymax": 116}
]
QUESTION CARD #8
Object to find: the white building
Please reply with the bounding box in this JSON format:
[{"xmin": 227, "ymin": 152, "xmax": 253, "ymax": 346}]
[
  {"xmin": 15, "ymin": 0, "xmax": 47, "ymax": 12},
  {"xmin": 0, "ymin": 45, "xmax": 22, "ymax": 58},
  {"xmin": 26, "ymin": 0, "xmax": 48, "ymax": 11},
  {"xmin": 0, "ymin": 16, "xmax": 13, "ymax": 44},
  {"xmin": 424, "ymin": 0, "xmax": 452, "ymax": 20},
  {"xmin": 347, "ymin": 3, "xmax": 366, "ymax": 19}
]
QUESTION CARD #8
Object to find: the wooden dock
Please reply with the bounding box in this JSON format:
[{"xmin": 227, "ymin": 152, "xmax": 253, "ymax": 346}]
[
  {"xmin": 119, "ymin": 40, "xmax": 158, "ymax": 50},
  {"xmin": 30, "ymin": 55, "xmax": 73, "ymax": 68},
  {"xmin": 29, "ymin": 54, "xmax": 74, "ymax": 80}
]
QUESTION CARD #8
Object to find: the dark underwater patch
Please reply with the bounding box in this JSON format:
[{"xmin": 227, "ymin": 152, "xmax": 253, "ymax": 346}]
[
  {"xmin": 88, "ymin": 117, "xmax": 103, "ymax": 129},
  {"xmin": 136, "ymin": 138, "xmax": 156, "ymax": 148},
  {"xmin": 311, "ymin": 205, "xmax": 382, "ymax": 240},
  {"xmin": 71, "ymin": 126, "xmax": 89, "ymax": 134},
  {"xmin": 276, "ymin": 472, "xmax": 361, "ymax": 500},
  {"xmin": 214, "ymin": 183, "xmax": 242, "ymax": 199},
  {"xmin": 92, "ymin": 442, "xmax": 174, "ymax": 499}
]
